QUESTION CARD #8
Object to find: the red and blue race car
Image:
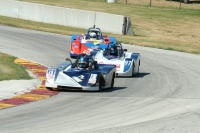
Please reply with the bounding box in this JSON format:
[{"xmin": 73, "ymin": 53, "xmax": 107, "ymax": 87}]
[{"xmin": 70, "ymin": 27, "xmax": 117, "ymax": 58}]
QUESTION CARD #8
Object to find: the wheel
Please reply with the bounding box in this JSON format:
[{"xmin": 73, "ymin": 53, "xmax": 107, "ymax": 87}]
[
  {"xmin": 46, "ymin": 87, "xmax": 53, "ymax": 90},
  {"xmin": 136, "ymin": 61, "xmax": 140, "ymax": 75},
  {"xmin": 70, "ymin": 56, "xmax": 76, "ymax": 59},
  {"xmin": 46, "ymin": 87, "xmax": 58, "ymax": 91},
  {"xmin": 98, "ymin": 75, "xmax": 103, "ymax": 91},
  {"xmin": 110, "ymin": 73, "xmax": 115, "ymax": 89},
  {"xmin": 132, "ymin": 65, "xmax": 135, "ymax": 76},
  {"xmin": 138, "ymin": 66, "xmax": 140, "ymax": 74}
]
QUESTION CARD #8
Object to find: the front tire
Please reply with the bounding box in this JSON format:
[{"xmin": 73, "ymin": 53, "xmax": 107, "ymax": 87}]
[
  {"xmin": 110, "ymin": 73, "xmax": 115, "ymax": 89},
  {"xmin": 46, "ymin": 87, "xmax": 58, "ymax": 91},
  {"xmin": 98, "ymin": 75, "xmax": 103, "ymax": 91},
  {"xmin": 132, "ymin": 65, "xmax": 135, "ymax": 77}
]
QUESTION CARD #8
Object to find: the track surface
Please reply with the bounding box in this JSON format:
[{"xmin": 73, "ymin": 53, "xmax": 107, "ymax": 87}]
[{"xmin": 0, "ymin": 25, "xmax": 200, "ymax": 133}]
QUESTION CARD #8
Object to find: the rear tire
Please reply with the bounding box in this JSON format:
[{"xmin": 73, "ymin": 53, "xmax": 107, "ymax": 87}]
[
  {"xmin": 132, "ymin": 65, "xmax": 135, "ymax": 77},
  {"xmin": 137, "ymin": 66, "xmax": 140, "ymax": 74}
]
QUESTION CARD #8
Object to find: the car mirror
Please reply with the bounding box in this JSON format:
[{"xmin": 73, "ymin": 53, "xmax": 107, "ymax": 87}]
[{"xmin": 66, "ymin": 58, "xmax": 72, "ymax": 64}]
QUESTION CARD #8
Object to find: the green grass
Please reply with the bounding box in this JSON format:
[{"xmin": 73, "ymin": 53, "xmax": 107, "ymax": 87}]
[{"xmin": 0, "ymin": 53, "xmax": 32, "ymax": 81}]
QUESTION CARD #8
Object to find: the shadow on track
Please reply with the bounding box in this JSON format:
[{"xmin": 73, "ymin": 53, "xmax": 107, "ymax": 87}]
[
  {"xmin": 55, "ymin": 86, "xmax": 127, "ymax": 93},
  {"xmin": 116, "ymin": 72, "xmax": 150, "ymax": 79}
]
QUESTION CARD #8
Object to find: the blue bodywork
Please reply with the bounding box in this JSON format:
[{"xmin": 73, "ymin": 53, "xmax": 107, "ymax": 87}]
[
  {"xmin": 46, "ymin": 54, "xmax": 116, "ymax": 90},
  {"xmin": 62, "ymin": 63, "xmax": 115, "ymax": 87}
]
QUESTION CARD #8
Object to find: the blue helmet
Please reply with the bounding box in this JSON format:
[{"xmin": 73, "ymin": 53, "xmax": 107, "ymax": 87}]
[
  {"xmin": 78, "ymin": 56, "xmax": 89, "ymax": 68},
  {"xmin": 109, "ymin": 46, "xmax": 117, "ymax": 55}
]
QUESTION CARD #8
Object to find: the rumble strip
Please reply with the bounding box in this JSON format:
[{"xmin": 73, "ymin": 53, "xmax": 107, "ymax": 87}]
[{"xmin": 0, "ymin": 58, "xmax": 59, "ymax": 110}]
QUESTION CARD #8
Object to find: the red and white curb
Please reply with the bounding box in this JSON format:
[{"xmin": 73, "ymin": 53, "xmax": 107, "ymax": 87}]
[{"xmin": 0, "ymin": 58, "xmax": 59, "ymax": 109}]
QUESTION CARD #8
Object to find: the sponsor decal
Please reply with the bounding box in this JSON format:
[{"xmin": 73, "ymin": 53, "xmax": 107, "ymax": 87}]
[
  {"xmin": 93, "ymin": 40, "xmax": 100, "ymax": 45},
  {"xmin": 78, "ymin": 75, "xmax": 85, "ymax": 79},
  {"xmin": 98, "ymin": 62, "xmax": 121, "ymax": 68},
  {"xmin": 72, "ymin": 76, "xmax": 82, "ymax": 82},
  {"xmin": 88, "ymin": 74, "xmax": 97, "ymax": 84},
  {"xmin": 73, "ymin": 44, "xmax": 79, "ymax": 48}
]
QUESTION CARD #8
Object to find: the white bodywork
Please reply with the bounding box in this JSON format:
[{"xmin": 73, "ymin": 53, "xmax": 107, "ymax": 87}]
[
  {"xmin": 80, "ymin": 35, "xmax": 104, "ymax": 44},
  {"xmin": 94, "ymin": 50, "xmax": 140, "ymax": 77}
]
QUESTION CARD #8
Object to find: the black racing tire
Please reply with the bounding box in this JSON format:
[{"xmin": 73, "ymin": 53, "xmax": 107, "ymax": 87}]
[
  {"xmin": 70, "ymin": 56, "xmax": 76, "ymax": 59},
  {"xmin": 136, "ymin": 62, "xmax": 140, "ymax": 76},
  {"xmin": 132, "ymin": 65, "xmax": 135, "ymax": 77},
  {"xmin": 110, "ymin": 73, "xmax": 115, "ymax": 89},
  {"xmin": 138, "ymin": 66, "xmax": 140, "ymax": 74},
  {"xmin": 46, "ymin": 87, "xmax": 53, "ymax": 90},
  {"xmin": 98, "ymin": 75, "xmax": 103, "ymax": 92},
  {"xmin": 46, "ymin": 87, "xmax": 58, "ymax": 91}
]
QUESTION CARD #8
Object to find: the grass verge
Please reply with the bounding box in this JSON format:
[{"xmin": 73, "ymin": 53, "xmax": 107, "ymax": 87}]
[{"xmin": 0, "ymin": 52, "xmax": 32, "ymax": 81}]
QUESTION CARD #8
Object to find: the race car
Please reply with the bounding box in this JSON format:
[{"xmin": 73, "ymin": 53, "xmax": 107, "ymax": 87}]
[
  {"xmin": 45, "ymin": 54, "xmax": 116, "ymax": 91},
  {"xmin": 70, "ymin": 26, "xmax": 117, "ymax": 58},
  {"xmin": 90, "ymin": 42, "xmax": 140, "ymax": 77}
]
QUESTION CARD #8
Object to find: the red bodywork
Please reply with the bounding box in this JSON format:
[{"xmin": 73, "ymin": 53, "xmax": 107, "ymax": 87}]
[{"xmin": 70, "ymin": 35, "xmax": 110, "ymax": 55}]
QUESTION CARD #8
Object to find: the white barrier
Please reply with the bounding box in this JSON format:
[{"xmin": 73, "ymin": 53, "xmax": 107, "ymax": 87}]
[
  {"xmin": 42, "ymin": 5, "xmax": 68, "ymax": 26},
  {"xmin": 19, "ymin": 2, "xmax": 44, "ymax": 22},
  {"xmin": 0, "ymin": 0, "xmax": 20, "ymax": 18},
  {"xmin": 63, "ymin": 9, "xmax": 96, "ymax": 29},
  {"xmin": 0, "ymin": 0, "xmax": 133, "ymax": 35},
  {"xmin": 95, "ymin": 12, "xmax": 124, "ymax": 34},
  {"xmin": 107, "ymin": 0, "xmax": 117, "ymax": 3}
]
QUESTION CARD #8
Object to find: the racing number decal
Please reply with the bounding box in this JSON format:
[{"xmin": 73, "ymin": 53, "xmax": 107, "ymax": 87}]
[
  {"xmin": 48, "ymin": 69, "xmax": 55, "ymax": 75},
  {"xmin": 47, "ymin": 69, "xmax": 56, "ymax": 79},
  {"xmin": 124, "ymin": 59, "xmax": 132, "ymax": 72},
  {"xmin": 125, "ymin": 60, "xmax": 132, "ymax": 66}
]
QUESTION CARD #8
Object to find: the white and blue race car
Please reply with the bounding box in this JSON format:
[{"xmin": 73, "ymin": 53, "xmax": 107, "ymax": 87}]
[
  {"xmin": 90, "ymin": 42, "xmax": 140, "ymax": 77},
  {"xmin": 45, "ymin": 54, "xmax": 116, "ymax": 91}
]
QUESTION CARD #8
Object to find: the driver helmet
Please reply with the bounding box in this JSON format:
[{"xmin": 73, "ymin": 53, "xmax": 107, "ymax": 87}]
[
  {"xmin": 89, "ymin": 32, "xmax": 97, "ymax": 39},
  {"xmin": 78, "ymin": 57, "xmax": 89, "ymax": 68},
  {"xmin": 110, "ymin": 46, "xmax": 117, "ymax": 55}
]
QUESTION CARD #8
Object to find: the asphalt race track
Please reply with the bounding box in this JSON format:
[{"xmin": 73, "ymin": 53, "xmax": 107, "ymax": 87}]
[{"xmin": 0, "ymin": 25, "xmax": 200, "ymax": 133}]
